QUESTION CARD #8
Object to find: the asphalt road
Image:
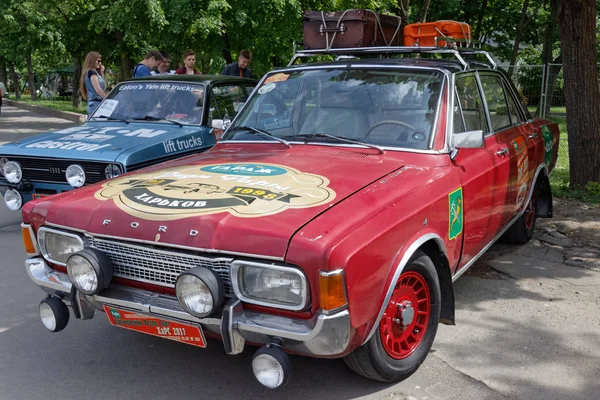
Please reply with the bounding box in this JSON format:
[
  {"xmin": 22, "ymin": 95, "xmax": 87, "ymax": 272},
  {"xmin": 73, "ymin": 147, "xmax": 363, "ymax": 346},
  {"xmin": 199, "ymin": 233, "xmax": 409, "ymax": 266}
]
[{"xmin": 0, "ymin": 105, "xmax": 598, "ymax": 400}]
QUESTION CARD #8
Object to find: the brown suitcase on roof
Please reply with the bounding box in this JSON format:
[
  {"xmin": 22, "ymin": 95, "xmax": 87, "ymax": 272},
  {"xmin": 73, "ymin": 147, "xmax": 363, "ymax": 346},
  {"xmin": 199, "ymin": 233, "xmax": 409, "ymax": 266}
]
[{"xmin": 303, "ymin": 9, "xmax": 402, "ymax": 50}]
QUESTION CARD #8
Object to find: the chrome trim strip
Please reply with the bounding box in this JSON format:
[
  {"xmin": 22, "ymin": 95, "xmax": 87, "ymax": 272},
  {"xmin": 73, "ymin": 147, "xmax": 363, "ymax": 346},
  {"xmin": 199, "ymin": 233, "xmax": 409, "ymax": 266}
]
[
  {"xmin": 21, "ymin": 223, "xmax": 40, "ymax": 256},
  {"xmin": 43, "ymin": 222, "xmax": 284, "ymax": 261},
  {"xmin": 25, "ymin": 258, "xmax": 72, "ymax": 293},
  {"xmin": 37, "ymin": 226, "xmax": 85, "ymax": 266},
  {"xmin": 230, "ymin": 260, "xmax": 309, "ymax": 311},
  {"xmin": 216, "ymin": 140, "xmax": 446, "ymax": 155},
  {"xmin": 363, "ymin": 233, "xmax": 447, "ymax": 344},
  {"xmin": 452, "ymin": 163, "xmax": 548, "ymax": 282}
]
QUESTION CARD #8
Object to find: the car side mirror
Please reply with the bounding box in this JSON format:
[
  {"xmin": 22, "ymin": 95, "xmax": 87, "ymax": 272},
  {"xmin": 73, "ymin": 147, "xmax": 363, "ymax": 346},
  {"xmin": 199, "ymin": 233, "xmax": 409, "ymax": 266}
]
[
  {"xmin": 211, "ymin": 119, "xmax": 224, "ymax": 129},
  {"xmin": 454, "ymin": 130, "xmax": 484, "ymax": 149}
]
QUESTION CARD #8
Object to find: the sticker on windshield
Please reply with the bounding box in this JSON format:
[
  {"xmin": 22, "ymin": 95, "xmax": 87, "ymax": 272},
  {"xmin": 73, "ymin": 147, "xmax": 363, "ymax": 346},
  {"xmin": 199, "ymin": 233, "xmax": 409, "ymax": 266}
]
[
  {"xmin": 258, "ymin": 83, "xmax": 276, "ymax": 95},
  {"xmin": 95, "ymin": 99, "xmax": 118, "ymax": 117},
  {"xmin": 448, "ymin": 187, "xmax": 463, "ymax": 240},
  {"xmin": 119, "ymin": 83, "xmax": 199, "ymax": 92},
  {"xmin": 264, "ymin": 73, "xmax": 290, "ymax": 84},
  {"xmin": 94, "ymin": 163, "xmax": 337, "ymax": 220}
]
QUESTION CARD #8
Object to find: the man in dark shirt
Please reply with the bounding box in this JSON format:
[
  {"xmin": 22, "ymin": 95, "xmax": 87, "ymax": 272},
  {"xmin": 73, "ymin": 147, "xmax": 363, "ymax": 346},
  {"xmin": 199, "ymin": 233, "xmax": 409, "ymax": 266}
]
[{"xmin": 221, "ymin": 49, "xmax": 254, "ymax": 79}]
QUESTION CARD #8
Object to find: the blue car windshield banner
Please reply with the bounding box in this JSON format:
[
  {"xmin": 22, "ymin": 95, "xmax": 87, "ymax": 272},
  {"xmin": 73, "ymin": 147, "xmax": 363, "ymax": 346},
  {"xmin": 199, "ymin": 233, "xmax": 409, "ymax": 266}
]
[{"xmin": 91, "ymin": 82, "xmax": 205, "ymax": 125}]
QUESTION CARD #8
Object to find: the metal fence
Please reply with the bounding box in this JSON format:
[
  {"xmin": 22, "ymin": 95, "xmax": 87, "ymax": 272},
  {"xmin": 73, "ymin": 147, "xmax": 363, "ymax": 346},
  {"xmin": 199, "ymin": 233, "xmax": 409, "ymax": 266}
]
[{"xmin": 505, "ymin": 63, "xmax": 600, "ymax": 120}]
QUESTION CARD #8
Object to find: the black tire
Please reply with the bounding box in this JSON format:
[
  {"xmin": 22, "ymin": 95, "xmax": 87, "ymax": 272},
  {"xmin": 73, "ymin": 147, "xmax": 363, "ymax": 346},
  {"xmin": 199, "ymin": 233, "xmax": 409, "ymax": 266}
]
[
  {"xmin": 343, "ymin": 250, "xmax": 441, "ymax": 382},
  {"xmin": 503, "ymin": 191, "xmax": 537, "ymax": 245}
]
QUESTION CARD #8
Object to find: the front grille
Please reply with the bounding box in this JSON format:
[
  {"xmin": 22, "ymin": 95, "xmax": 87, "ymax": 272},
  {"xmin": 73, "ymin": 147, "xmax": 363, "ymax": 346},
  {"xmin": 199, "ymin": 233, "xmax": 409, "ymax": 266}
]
[
  {"xmin": 89, "ymin": 236, "xmax": 235, "ymax": 296},
  {"xmin": 2, "ymin": 156, "xmax": 108, "ymax": 185}
]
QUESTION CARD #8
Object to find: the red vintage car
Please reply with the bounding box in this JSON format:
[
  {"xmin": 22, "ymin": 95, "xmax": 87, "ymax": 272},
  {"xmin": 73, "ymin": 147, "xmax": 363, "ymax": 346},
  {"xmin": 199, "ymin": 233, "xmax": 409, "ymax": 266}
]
[{"xmin": 21, "ymin": 46, "xmax": 559, "ymax": 388}]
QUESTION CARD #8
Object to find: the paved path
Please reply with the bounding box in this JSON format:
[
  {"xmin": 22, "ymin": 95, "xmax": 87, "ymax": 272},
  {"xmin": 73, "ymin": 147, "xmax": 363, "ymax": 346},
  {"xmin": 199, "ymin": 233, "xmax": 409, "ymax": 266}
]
[{"xmin": 0, "ymin": 105, "xmax": 76, "ymax": 145}]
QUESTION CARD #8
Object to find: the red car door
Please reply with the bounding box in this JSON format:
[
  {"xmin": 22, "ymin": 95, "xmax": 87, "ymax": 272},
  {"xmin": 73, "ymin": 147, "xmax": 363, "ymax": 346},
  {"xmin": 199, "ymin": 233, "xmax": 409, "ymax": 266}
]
[
  {"xmin": 452, "ymin": 73, "xmax": 508, "ymax": 270},
  {"xmin": 478, "ymin": 73, "xmax": 532, "ymax": 228}
]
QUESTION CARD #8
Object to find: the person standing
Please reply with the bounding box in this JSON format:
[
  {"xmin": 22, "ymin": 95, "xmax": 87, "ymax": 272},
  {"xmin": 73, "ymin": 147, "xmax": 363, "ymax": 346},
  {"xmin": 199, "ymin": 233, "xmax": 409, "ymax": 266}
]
[
  {"xmin": 80, "ymin": 51, "xmax": 107, "ymax": 115},
  {"xmin": 175, "ymin": 50, "xmax": 200, "ymax": 75},
  {"xmin": 221, "ymin": 49, "xmax": 254, "ymax": 78},
  {"xmin": 133, "ymin": 50, "xmax": 163, "ymax": 77},
  {"xmin": 152, "ymin": 51, "xmax": 176, "ymax": 75}
]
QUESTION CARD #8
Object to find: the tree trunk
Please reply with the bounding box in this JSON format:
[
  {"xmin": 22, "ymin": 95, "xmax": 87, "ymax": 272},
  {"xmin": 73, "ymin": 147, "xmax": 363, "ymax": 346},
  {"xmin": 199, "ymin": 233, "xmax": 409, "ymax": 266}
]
[
  {"xmin": 26, "ymin": 52, "xmax": 37, "ymax": 100},
  {"xmin": 393, "ymin": 0, "xmax": 411, "ymax": 45},
  {"xmin": 0, "ymin": 56, "xmax": 7, "ymax": 87},
  {"xmin": 417, "ymin": 0, "xmax": 431, "ymax": 22},
  {"xmin": 222, "ymin": 32, "xmax": 232, "ymax": 65},
  {"xmin": 536, "ymin": 2, "xmax": 559, "ymax": 117},
  {"xmin": 120, "ymin": 52, "xmax": 134, "ymax": 81},
  {"xmin": 475, "ymin": 0, "xmax": 489, "ymax": 40},
  {"xmin": 8, "ymin": 62, "xmax": 21, "ymax": 99},
  {"xmin": 507, "ymin": 0, "xmax": 530, "ymax": 77},
  {"xmin": 553, "ymin": 0, "xmax": 600, "ymax": 188},
  {"xmin": 72, "ymin": 56, "xmax": 82, "ymax": 108}
]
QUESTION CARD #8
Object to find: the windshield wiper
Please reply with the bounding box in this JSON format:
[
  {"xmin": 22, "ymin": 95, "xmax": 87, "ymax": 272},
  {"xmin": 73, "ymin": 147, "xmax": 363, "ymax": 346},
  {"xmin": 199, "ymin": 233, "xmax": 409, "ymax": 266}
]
[
  {"xmin": 284, "ymin": 133, "xmax": 384, "ymax": 154},
  {"xmin": 131, "ymin": 115, "xmax": 184, "ymax": 127},
  {"xmin": 90, "ymin": 116, "xmax": 129, "ymax": 124},
  {"xmin": 227, "ymin": 126, "xmax": 291, "ymax": 148}
]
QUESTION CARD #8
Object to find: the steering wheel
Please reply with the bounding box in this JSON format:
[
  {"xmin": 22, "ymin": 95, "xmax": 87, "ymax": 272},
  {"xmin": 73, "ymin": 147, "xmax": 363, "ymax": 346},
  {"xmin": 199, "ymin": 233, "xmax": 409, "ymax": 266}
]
[{"xmin": 365, "ymin": 120, "xmax": 418, "ymax": 138}]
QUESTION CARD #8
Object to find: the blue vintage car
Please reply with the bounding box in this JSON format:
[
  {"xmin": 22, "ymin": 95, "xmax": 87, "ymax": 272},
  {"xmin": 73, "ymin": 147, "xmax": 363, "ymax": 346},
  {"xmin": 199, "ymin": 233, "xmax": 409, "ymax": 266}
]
[{"xmin": 0, "ymin": 75, "xmax": 257, "ymax": 210}]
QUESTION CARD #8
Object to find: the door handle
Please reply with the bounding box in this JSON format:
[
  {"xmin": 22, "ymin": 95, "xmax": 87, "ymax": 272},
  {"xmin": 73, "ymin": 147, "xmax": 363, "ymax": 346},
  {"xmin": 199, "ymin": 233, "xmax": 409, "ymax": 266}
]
[
  {"xmin": 528, "ymin": 133, "xmax": 539, "ymax": 139},
  {"xmin": 496, "ymin": 148, "xmax": 509, "ymax": 157}
]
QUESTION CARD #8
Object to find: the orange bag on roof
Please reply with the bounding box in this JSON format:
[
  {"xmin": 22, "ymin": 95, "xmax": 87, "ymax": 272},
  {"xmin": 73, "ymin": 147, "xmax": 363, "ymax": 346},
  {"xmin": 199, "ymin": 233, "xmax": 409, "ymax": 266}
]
[{"xmin": 404, "ymin": 21, "xmax": 472, "ymax": 47}]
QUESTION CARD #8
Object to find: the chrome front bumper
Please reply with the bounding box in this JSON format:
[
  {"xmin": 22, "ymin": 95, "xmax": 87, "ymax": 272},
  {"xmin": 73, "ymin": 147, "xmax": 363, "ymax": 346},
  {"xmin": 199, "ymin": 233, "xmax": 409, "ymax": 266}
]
[{"xmin": 25, "ymin": 257, "xmax": 351, "ymax": 357}]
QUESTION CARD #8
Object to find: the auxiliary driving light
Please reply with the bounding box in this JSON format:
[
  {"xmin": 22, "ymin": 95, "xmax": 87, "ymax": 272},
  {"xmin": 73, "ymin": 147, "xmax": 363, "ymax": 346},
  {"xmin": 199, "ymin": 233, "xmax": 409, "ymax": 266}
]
[
  {"xmin": 66, "ymin": 164, "xmax": 86, "ymax": 188},
  {"xmin": 39, "ymin": 297, "xmax": 70, "ymax": 332},
  {"xmin": 252, "ymin": 344, "xmax": 292, "ymax": 389},
  {"xmin": 4, "ymin": 189, "xmax": 23, "ymax": 211},
  {"xmin": 3, "ymin": 161, "xmax": 22, "ymax": 184},
  {"xmin": 175, "ymin": 267, "xmax": 225, "ymax": 318},
  {"xmin": 66, "ymin": 249, "xmax": 113, "ymax": 295}
]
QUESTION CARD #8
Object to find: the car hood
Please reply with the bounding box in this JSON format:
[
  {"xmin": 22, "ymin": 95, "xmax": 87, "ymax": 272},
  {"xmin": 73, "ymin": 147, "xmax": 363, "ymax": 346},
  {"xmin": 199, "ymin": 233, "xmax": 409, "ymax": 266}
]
[
  {"xmin": 0, "ymin": 121, "xmax": 206, "ymax": 163},
  {"xmin": 25, "ymin": 144, "xmax": 406, "ymax": 259}
]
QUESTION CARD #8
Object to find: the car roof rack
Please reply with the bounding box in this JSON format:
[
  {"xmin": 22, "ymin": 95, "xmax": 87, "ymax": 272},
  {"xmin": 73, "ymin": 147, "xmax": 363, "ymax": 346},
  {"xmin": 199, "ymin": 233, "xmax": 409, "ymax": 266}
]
[{"xmin": 288, "ymin": 41, "xmax": 497, "ymax": 71}]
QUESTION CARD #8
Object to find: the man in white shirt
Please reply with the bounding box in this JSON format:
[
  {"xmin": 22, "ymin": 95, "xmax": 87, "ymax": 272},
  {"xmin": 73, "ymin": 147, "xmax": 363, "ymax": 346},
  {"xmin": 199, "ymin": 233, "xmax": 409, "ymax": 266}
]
[{"xmin": 152, "ymin": 51, "xmax": 176, "ymax": 75}]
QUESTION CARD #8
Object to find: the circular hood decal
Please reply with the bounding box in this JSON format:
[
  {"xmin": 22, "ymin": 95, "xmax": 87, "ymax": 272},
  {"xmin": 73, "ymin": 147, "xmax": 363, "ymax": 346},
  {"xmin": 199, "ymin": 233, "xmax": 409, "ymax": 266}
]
[{"xmin": 94, "ymin": 163, "xmax": 336, "ymax": 220}]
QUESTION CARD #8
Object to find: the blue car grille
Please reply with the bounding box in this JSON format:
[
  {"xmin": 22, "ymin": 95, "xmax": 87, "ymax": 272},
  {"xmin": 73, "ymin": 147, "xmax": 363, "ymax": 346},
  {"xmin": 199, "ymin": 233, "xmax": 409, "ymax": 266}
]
[{"xmin": 1, "ymin": 157, "xmax": 108, "ymax": 185}]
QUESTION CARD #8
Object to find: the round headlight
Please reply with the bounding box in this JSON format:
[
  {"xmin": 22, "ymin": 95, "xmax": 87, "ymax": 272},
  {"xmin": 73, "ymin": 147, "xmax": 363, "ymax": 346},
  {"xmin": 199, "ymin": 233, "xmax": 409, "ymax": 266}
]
[
  {"xmin": 4, "ymin": 189, "xmax": 23, "ymax": 211},
  {"xmin": 67, "ymin": 254, "xmax": 98, "ymax": 294},
  {"xmin": 66, "ymin": 249, "xmax": 113, "ymax": 295},
  {"xmin": 4, "ymin": 161, "xmax": 22, "ymax": 184},
  {"xmin": 104, "ymin": 164, "xmax": 122, "ymax": 180},
  {"xmin": 251, "ymin": 346, "xmax": 292, "ymax": 389},
  {"xmin": 175, "ymin": 268, "xmax": 224, "ymax": 318},
  {"xmin": 66, "ymin": 164, "xmax": 86, "ymax": 188},
  {"xmin": 0, "ymin": 157, "xmax": 8, "ymax": 177}
]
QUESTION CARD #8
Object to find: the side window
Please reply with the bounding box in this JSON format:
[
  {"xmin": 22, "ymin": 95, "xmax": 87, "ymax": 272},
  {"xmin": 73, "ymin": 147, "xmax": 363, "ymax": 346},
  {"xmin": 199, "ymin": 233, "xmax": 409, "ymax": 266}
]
[
  {"xmin": 455, "ymin": 74, "xmax": 488, "ymax": 133},
  {"xmin": 503, "ymin": 81, "xmax": 525, "ymax": 124},
  {"xmin": 210, "ymin": 85, "xmax": 248, "ymax": 122},
  {"xmin": 453, "ymin": 91, "xmax": 466, "ymax": 133},
  {"xmin": 479, "ymin": 74, "xmax": 512, "ymax": 132}
]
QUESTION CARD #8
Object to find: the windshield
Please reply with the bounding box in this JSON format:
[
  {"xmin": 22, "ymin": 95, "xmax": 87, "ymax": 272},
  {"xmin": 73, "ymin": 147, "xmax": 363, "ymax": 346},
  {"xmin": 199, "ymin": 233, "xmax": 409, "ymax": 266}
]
[
  {"xmin": 90, "ymin": 81, "xmax": 205, "ymax": 125},
  {"xmin": 227, "ymin": 68, "xmax": 443, "ymax": 150}
]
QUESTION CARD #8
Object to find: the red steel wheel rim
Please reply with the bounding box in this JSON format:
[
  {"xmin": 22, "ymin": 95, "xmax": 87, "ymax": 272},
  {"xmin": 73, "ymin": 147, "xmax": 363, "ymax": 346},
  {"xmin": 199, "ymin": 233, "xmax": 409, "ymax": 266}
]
[
  {"xmin": 379, "ymin": 271, "xmax": 431, "ymax": 360},
  {"xmin": 524, "ymin": 192, "xmax": 536, "ymax": 230}
]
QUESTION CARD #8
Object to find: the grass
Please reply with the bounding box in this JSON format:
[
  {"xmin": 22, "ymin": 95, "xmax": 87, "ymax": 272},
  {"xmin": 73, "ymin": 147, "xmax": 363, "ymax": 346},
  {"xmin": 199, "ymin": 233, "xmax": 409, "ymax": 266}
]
[
  {"xmin": 9, "ymin": 97, "xmax": 87, "ymax": 115},
  {"xmin": 548, "ymin": 117, "xmax": 600, "ymax": 204}
]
